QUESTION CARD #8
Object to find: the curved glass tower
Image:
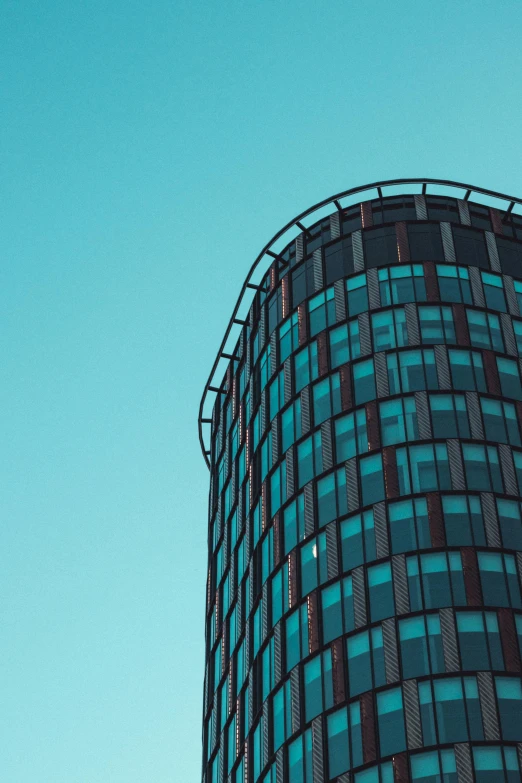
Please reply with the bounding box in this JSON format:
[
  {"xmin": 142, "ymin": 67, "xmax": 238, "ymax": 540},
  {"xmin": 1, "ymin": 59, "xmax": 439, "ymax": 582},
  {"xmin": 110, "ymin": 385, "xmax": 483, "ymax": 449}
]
[{"xmin": 200, "ymin": 181, "xmax": 522, "ymax": 783}]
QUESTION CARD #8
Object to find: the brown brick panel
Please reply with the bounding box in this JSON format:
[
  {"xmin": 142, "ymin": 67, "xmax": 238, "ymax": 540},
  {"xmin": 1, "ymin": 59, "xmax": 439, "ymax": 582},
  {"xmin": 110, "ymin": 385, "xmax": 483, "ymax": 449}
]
[
  {"xmin": 424, "ymin": 261, "xmax": 440, "ymax": 302},
  {"xmin": 490, "ymin": 207, "xmax": 504, "ymax": 236},
  {"xmin": 361, "ymin": 200, "xmax": 373, "ymax": 228},
  {"xmin": 261, "ymin": 480, "xmax": 268, "ymax": 532},
  {"xmin": 360, "ymin": 691, "xmax": 377, "ymax": 764},
  {"xmin": 393, "ymin": 752, "xmax": 410, "ymax": 783},
  {"xmin": 340, "ymin": 363, "xmax": 353, "ymax": 411},
  {"xmin": 483, "ymin": 350, "xmax": 501, "ymax": 396},
  {"xmin": 270, "ymin": 263, "xmax": 277, "ymax": 292},
  {"xmin": 383, "ymin": 446, "xmax": 399, "ymax": 499},
  {"xmin": 281, "ymin": 275, "xmax": 290, "ymax": 319},
  {"xmin": 307, "ymin": 592, "xmax": 320, "ymax": 654},
  {"xmin": 396, "ymin": 221, "xmax": 411, "ymax": 264},
  {"xmin": 288, "ymin": 551, "xmax": 298, "ymax": 609},
  {"xmin": 366, "ymin": 400, "xmax": 381, "ymax": 451},
  {"xmin": 273, "ymin": 512, "xmax": 281, "ymax": 567},
  {"xmin": 317, "ymin": 330, "xmax": 329, "ymax": 378},
  {"xmin": 331, "ymin": 638, "xmax": 346, "ymax": 704},
  {"xmin": 498, "ymin": 608, "xmax": 522, "ymax": 673},
  {"xmin": 427, "ymin": 492, "xmax": 446, "ymax": 548},
  {"xmin": 462, "ymin": 547, "xmax": 483, "ymax": 607},
  {"xmin": 298, "ymin": 303, "xmax": 308, "ymax": 346},
  {"xmin": 453, "ymin": 303, "xmax": 470, "ymax": 346}
]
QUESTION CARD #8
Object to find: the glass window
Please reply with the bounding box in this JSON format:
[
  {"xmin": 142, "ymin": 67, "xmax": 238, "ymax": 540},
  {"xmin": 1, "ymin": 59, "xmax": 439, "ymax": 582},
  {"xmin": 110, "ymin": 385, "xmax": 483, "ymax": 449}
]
[
  {"xmin": 308, "ymin": 288, "xmax": 335, "ymax": 337},
  {"xmin": 408, "ymin": 223, "xmax": 444, "ymax": 262},
  {"xmin": 359, "ymin": 453, "xmax": 385, "ymax": 506},
  {"xmin": 347, "ymin": 630, "xmax": 372, "ymax": 697},
  {"xmin": 430, "ymin": 393, "xmax": 470, "ymax": 438},
  {"xmin": 456, "ymin": 611, "xmax": 490, "ymax": 670},
  {"xmin": 388, "ymin": 497, "xmax": 430, "ymax": 553},
  {"xmin": 335, "ymin": 409, "xmax": 367, "ymax": 462},
  {"xmin": 419, "ymin": 305, "xmax": 455, "ymax": 344},
  {"xmin": 281, "ymin": 397, "xmax": 302, "ymax": 453},
  {"xmin": 380, "ymin": 396, "xmax": 418, "ymax": 445},
  {"xmin": 421, "ymin": 552, "xmax": 453, "ymax": 609},
  {"xmin": 481, "ymin": 398, "xmax": 521, "ymax": 446},
  {"xmin": 497, "ymin": 357, "xmax": 522, "ymax": 400},
  {"xmin": 313, "ymin": 373, "xmax": 341, "ymax": 425},
  {"xmin": 433, "ymin": 678, "xmax": 468, "ymax": 743},
  {"xmin": 418, "ymin": 681, "xmax": 437, "ymax": 747},
  {"xmin": 301, "ymin": 532, "xmax": 327, "ymax": 596},
  {"xmin": 372, "ymin": 308, "xmax": 408, "ymax": 351},
  {"xmin": 448, "ymin": 349, "xmax": 486, "ymax": 392},
  {"xmin": 442, "ymin": 494, "xmax": 485, "ymax": 546},
  {"xmin": 367, "ymin": 562, "xmax": 394, "ymax": 622},
  {"xmin": 272, "ymin": 680, "xmax": 291, "ymax": 751},
  {"xmin": 288, "ymin": 729, "xmax": 312, "ymax": 783},
  {"xmin": 346, "ymin": 274, "xmax": 368, "ymax": 316},
  {"xmin": 408, "ymin": 443, "xmax": 450, "ymax": 493},
  {"xmin": 317, "ymin": 468, "xmax": 347, "ymax": 528},
  {"xmin": 399, "ymin": 615, "xmax": 431, "ymax": 678},
  {"xmin": 467, "ymin": 309, "xmax": 504, "ymax": 352},
  {"xmin": 387, "ymin": 348, "xmax": 439, "ymax": 394},
  {"xmin": 378, "ymin": 264, "xmax": 426, "ymax": 305},
  {"xmin": 453, "ymin": 226, "xmax": 489, "ymax": 269},
  {"xmin": 327, "ymin": 707, "xmax": 350, "ymax": 778},
  {"xmin": 512, "ymin": 319, "xmax": 522, "ymax": 356},
  {"xmin": 294, "ymin": 342, "xmax": 318, "ymax": 394},
  {"xmin": 321, "ymin": 582, "xmax": 342, "ymax": 644},
  {"xmin": 377, "ymin": 687, "xmax": 406, "ymax": 757},
  {"xmin": 437, "ymin": 264, "xmax": 472, "ymax": 304},
  {"xmin": 364, "ymin": 226, "xmax": 397, "ymax": 269},
  {"xmin": 478, "ymin": 552, "xmax": 511, "ymax": 607},
  {"xmin": 495, "ymin": 676, "xmax": 522, "ymax": 741},
  {"xmin": 482, "ymin": 271, "xmax": 507, "ymax": 312},
  {"xmin": 303, "ymin": 650, "xmax": 333, "ymax": 722},
  {"xmin": 353, "ymin": 359, "xmax": 376, "ymax": 405},
  {"xmin": 329, "ymin": 318, "xmax": 361, "ymax": 368},
  {"xmin": 497, "ymin": 498, "xmax": 522, "ymax": 550},
  {"xmin": 283, "ymin": 493, "xmax": 305, "ymax": 555},
  {"xmin": 340, "ymin": 509, "xmax": 376, "ymax": 571},
  {"xmin": 473, "ymin": 746, "xmax": 509, "ymax": 783},
  {"xmin": 297, "ymin": 431, "xmax": 322, "ymax": 488},
  {"xmin": 462, "ymin": 443, "xmax": 502, "ymax": 493},
  {"xmin": 285, "ymin": 604, "xmax": 308, "ymax": 672},
  {"xmin": 411, "ymin": 749, "xmax": 457, "ymax": 783}
]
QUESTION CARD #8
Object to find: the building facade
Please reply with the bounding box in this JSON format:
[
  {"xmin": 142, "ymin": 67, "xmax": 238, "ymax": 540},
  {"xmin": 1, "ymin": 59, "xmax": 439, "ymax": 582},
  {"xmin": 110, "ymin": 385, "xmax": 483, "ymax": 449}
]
[{"xmin": 200, "ymin": 181, "xmax": 522, "ymax": 783}]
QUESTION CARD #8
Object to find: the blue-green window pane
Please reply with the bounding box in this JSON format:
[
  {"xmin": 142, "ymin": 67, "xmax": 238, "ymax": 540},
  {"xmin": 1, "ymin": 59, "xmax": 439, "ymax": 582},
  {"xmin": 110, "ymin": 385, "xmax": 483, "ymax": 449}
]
[
  {"xmin": 360, "ymin": 453, "xmax": 384, "ymax": 506},
  {"xmin": 327, "ymin": 708, "xmax": 350, "ymax": 778},
  {"xmin": 377, "ymin": 687, "xmax": 406, "ymax": 757},
  {"xmin": 353, "ymin": 359, "xmax": 376, "ymax": 405}
]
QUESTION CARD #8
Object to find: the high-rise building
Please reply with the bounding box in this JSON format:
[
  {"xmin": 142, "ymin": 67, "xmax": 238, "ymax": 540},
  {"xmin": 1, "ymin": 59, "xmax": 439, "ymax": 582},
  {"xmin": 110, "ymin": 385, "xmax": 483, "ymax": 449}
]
[{"xmin": 199, "ymin": 180, "xmax": 522, "ymax": 783}]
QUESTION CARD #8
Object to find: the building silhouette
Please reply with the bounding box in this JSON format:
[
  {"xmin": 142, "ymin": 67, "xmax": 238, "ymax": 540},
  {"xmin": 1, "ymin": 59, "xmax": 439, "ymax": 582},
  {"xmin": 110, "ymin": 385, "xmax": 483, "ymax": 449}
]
[{"xmin": 200, "ymin": 180, "xmax": 522, "ymax": 783}]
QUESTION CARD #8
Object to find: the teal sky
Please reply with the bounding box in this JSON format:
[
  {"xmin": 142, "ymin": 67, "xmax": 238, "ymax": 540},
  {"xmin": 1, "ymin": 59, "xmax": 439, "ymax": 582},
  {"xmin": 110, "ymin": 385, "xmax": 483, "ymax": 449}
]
[{"xmin": 2, "ymin": 2, "xmax": 522, "ymax": 781}]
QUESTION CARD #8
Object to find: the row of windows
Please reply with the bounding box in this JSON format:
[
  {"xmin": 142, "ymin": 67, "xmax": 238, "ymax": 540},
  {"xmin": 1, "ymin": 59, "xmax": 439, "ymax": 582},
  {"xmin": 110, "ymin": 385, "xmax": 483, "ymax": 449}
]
[
  {"xmin": 243, "ymin": 744, "xmax": 522, "ymax": 783},
  {"xmin": 209, "ymin": 544, "xmax": 522, "ymax": 706},
  {"xmin": 209, "ymin": 430, "xmax": 522, "ymax": 658},
  {"xmin": 209, "ymin": 673, "xmax": 522, "ymax": 783},
  {"xmin": 207, "ymin": 599, "xmax": 522, "ymax": 778},
  {"xmin": 273, "ymin": 388, "xmax": 522, "ymax": 472},
  {"xmin": 230, "ymin": 348, "xmax": 522, "ymax": 522},
  {"xmin": 224, "ymin": 228, "xmax": 522, "ymax": 415},
  {"xmin": 215, "ymin": 258, "xmax": 522, "ymax": 469},
  {"xmin": 209, "ymin": 418, "xmax": 522, "ymax": 639},
  {"xmin": 207, "ymin": 488, "xmax": 522, "ymax": 704},
  {"xmin": 220, "ymin": 337, "xmax": 522, "ymax": 510}
]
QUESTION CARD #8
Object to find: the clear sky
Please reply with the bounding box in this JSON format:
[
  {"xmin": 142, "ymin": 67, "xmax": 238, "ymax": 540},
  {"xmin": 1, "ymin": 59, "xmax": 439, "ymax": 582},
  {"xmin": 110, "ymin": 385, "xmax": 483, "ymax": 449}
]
[{"xmin": 2, "ymin": 1, "xmax": 522, "ymax": 781}]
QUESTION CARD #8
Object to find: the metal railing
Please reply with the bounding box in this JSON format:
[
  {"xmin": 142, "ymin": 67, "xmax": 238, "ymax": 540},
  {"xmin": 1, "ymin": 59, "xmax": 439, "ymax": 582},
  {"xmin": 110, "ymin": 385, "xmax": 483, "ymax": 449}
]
[{"xmin": 198, "ymin": 178, "xmax": 522, "ymax": 468}]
